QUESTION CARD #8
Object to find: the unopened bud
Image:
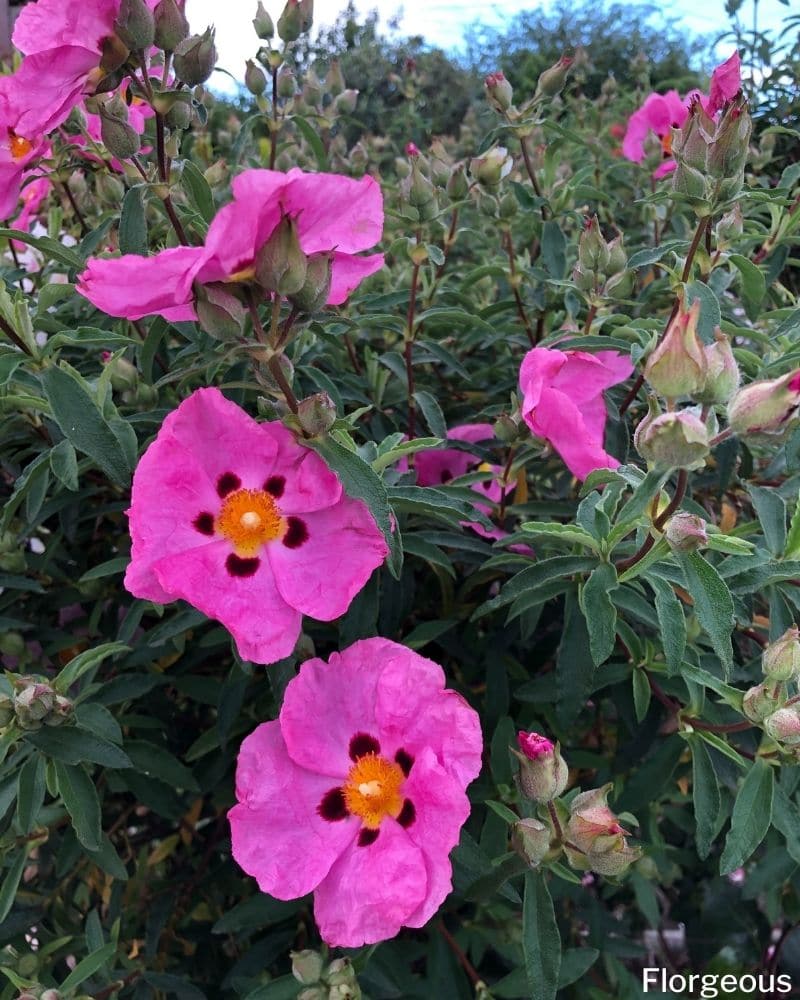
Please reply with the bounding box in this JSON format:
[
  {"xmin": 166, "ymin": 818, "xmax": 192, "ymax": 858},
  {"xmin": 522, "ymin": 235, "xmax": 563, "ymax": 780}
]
[
  {"xmin": 288, "ymin": 251, "xmax": 333, "ymax": 313},
  {"xmin": 326, "ymin": 958, "xmax": 359, "ymax": 991},
  {"xmin": 325, "ymin": 59, "xmax": 345, "ymax": 96},
  {"xmin": 333, "ymin": 89, "xmax": 358, "ymax": 114},
  {"xmin": 446, "ymin": 162, "xmax": 469, "ymax": 200},
  {"xmin": 174, "ymin": 27, "xmax": 217, "ymax": 87},
  {"xmin": 114, "ymin": 0, "xmax": 155, "ymax": 50},
  {"xmin": 716, "ymin": 204, "xmax": 743, "ymax": 246},
  {"xmin": 511, "ymin": 818, "xmax": 552, "ymax": 867},
  {"xmin": 165, "ymin": 100, "xmax": 192, "ymax": 129},
  {"xmin": 742, "ymin": 682, "xmax": 784, "ymax": 723},
  {"xmin": 513, "ymin": 731, "xmax": 568, "ymax": 803},
  {"xmin": 644, "ymin": 300, "xmax": 707, "ymax": 400},
  {"xmin": 276, "ymin": 65, "xmax": 297, "ymax": 99},
  {"xmin": 727, "ymin": 370, "xmax": 800, "ymax": 438},
  {"xmin": 99, "ymin": 104, "xmax": 140, "ymax": 160},
  {"xmin": 764, "ymin": 706, "xmax": 800, "ymax": 746},
  {"xmin": 0, "ymin": 694, "xmax": 14, "ymax": 728},
  {"xmin": 634, "ymin": 404, "xmax": 710, "ymax": 471},
  {"xmin": 255, "ymin": 216, "xmax": 308, "ymax": 296},
  {"xmin": 707, "ymin": 97, "xmax": 751, "ymax": 182},
  {"xmin": 195, "ymin": 282, "xmax": 246, "ymax": 341},
  {"xmin": 14, "ymin": 682, "xmax": 55, "ymax": 730},
  {"xmin": 296, "ymin": 392, "xmax": 336, "ymax": 436},
  {"xmin": 484, "ymin": 71, "xmax": 513, "ymax": 112},
  {"xmin": 245, "ymin": 59, "xmax": 267, "ymax": 96},
  {"xmin": 535, "ymin": 55, "xmax": 573, "ymax": 99},
  {"xmin": 606, "ymin": 235, "xmax": 627, "ymax": 275},
  {"xmin": 253, "ymin": 1, "xmax": 275, "ymax": 39},
  {"xmin": 291, "ymin": 949, "xmax": 324, "ymax": 985},
  {"xmin": 564, "ymin": 784, "xmax": 640, "ymax": 877},
  {"xmin": 493, "ymin": 413, "xmax": 520, "ymax": 443},
  {"xmin": 664, "ymin": 512, "xmax": 709, "ymax": 552},
  {"xmin": 696, "ymin": 331, "xmax": 739, "ymax": 405},
  {"xmin": 762, "ymin": 627, "xmax": 800, "ymax": 682},
  {"xmin": 405, "ymin": 157, "xmax": 436, "ymax": 209},
  {"xmin": 46, "ymin": 694, "xmax": 73, "ymax": 726},
  {"xmin": 469, "ymin": 146, "xmax": 512, "ymax": 190},
  {"xmin": 102, "ymin": 352, "xmax": 139, "ymax": 391},
  {"xmin": 154, "ymin": 0, "xmax": 189, "ymax": 50},
  {"xmin": 277, "ymin": 0, "xmax": 313, "ymax": 42},
  {"xmin": 578, "ymin": 216, "xmax": 610, "ymax": 274}
]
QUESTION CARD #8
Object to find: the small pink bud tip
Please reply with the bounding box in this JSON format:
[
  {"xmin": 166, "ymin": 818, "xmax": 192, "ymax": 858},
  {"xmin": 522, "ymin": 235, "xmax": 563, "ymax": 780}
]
[
  {"xmin": 517, "ymin": 730, "xmax": 554, "ymax": 759},
  {"xmin": 405, "ymin": 142, "xmax": 420, "ymax": 157},
  {"xmin": 101, "ymin": 351, "xmax": 112, "ymax": 363}
]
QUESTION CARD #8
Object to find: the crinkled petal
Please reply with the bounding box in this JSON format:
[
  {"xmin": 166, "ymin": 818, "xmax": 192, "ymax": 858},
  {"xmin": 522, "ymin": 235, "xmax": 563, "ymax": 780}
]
[
  {"xmin": 707, "ymin": 51, "xmax": 741, "ymax": 116},
  {"xmin": 229, "ymin": 721, "xmax": 357, "ymax": 898},
  {"xmin": 328, "ymin": 251, "xmax": 385, "ymax": 305},
  {"xmin": 7, "ymin": 47, "xmax": 98, "ymax": 134},
  {"xmin": 527, "ymin": 385, "xmax": 619, "ymax": 480},
  {"xmin": 151, "ymin": 539, "xmax": 302, "ymax": 664},
  {"xmin": 12, "ymin": 0, "xmax": 116, "ymax": 54},
  {"xmin": 77, "ymin": 247, "xmax": 204, "ymax": 321},
  {"xmin": 313, "ymin": 820, "xmax": 427, "ymax": 947},
  {"xmin": 0, "ymin": 160, "xmax": 25, "ymax": 221},
  {"xmin": 550, "ymin": 350, "xmax": 633, "ymax": 401},
  {"xmin": 260, "ymin": 422, "xmax": 342, "ymax": 514},
  {"xmin": 286, "ymin": 170, "xmax": 384, "ymax": 255}
]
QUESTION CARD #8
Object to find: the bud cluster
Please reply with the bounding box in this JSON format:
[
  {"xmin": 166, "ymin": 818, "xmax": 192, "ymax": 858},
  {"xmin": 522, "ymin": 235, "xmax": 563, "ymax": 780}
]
[
  {"xmin": 742, "ymin": 629, "xmax": 800, "ymax": 757},
  {"xmin": 573, "ymin": 216, "xmax": 632, "ymax": 300},
  {"xmin": 292, "ymin": 950, "xmax": 361, "ymax": 1000},
  {"xmin": 482, "ymin": 56, "xmax": 573, "ymax": 129},
  {"xmin": 0, "ymin": 676, "xmax": 72, "ymax": 732}
]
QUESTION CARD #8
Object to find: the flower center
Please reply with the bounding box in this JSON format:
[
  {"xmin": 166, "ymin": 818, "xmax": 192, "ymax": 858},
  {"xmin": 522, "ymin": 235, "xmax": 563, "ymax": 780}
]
[
  {"xmin": 227, "ymin": 265, "xmax": 257, "ymax": 283},
  {"xmin": 661, "ymin": 131, "xmax": 673, "ymax": 157},
  {"xmin": 8, "ymin": 131, "xmax": 33, "ymax": 160},
  {"xmin": 215, "ymin": 488, "xmax": 283, "ymax": 556},
  {"xmin": 343, "ymin": 753, "xmax": 405, "ymax": 830}
]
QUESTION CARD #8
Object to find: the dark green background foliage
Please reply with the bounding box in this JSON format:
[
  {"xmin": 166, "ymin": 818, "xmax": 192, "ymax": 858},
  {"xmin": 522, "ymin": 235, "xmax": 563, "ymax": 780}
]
[{"xmin": 1, "ymin": 1, "xmax": 800, "ymax": 998}]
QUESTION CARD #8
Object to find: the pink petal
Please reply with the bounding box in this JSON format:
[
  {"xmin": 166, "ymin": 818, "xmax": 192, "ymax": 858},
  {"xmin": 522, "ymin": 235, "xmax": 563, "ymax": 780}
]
[
  {"xmin": 328, "ymin": 251, "xmax": 384, "ymax": 305},
  {"xmin": 402, "ymin": 748, "xmax": 472, "ymax": 928},
  {"xmin": 151, "ymin": 539, "xmax": 302, "ymax": 664},
  {"xmin": 313, "ymin": 820, "xmax": 428, "ymax": 947},
  {"xmin": 707, "ymin": 51, "xmax": 741, "ymax": 116},
  {"xmin": 551, "ymin": 350, "xmax": 633, "ymax": 400},
  {"xmin": 229, "ymin": 720, "xmax": 358, "ymax": 898},
  {"xmin": 415, "ymin": 423, "xmax": 495, "ymax": 487},
  {"xmin": 6, "ymin": 47, "xmax": 98, "ymax": 134},
  {"xmin": 622, "ymin": 91, "xmax": 687, "ymax": 164},
  {"xmin": 0, "ymin": 160, "xmax": 25, "ymax": 221},
  {"xmin": 653, "ymin": 159, "xmax": 677, "ymax": 179},
  {"xmin": 260, "ymin": 422, "xmax": 342, "ymax": 514},
  {"xmin": 526, "ymin": 385, "xmax": 619, "ymax": 480},
  {"xmin": 12, "ymin": 0, "xmax": 116, "ymax": 55},
  {"xmin": 77, "ymin": 246, "xmax": 205, "ymax": 321},
  {"xmin": 285, "ymin": 169, "xmax": 384, "ymax": 255}
]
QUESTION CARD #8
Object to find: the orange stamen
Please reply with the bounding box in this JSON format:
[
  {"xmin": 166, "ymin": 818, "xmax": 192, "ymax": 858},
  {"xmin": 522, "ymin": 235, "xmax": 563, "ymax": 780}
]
[
  {"xmin": 343, "ymin": 754, "xmax": 405, "ymax": 830},
  {"xmin": 215, "ymin": 488, "xmax": 283, "ymax": 556}
]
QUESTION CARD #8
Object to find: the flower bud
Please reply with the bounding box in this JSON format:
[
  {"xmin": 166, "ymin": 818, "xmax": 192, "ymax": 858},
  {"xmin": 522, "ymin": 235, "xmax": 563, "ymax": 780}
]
[
  {"xmin": 764, "ymin": 705, "xmax": 800, "ymax": 746},
  {"xmin": 606, "ymin": 234, "xmax": 627, "ymax": 275},
  {"xmin": 671, "ymin": 162, "xmax": 708, "ymax": 203},
  {"xmin": 511, "ymin": 817, "xmax": 552, "ymax": 867},
  {"xmin": 578, "ymin": 216, "xmax": 610, "ymax": 274},
  {"xmin": 513, "ymin": 731, "xmax": 568, "ymax": 803},
  {"xmin": 154, "ymin": 0, "xmax": 189, "ymax": 50},
  {"xmin": 297, "ymin": 990, "xmax": 325, "ymax": 1000},
  {"xmin": 245, "ymin": 59, "xmax": 267, "ymax": 96},
  {"xmin": 114, "ymin": 0, "xmax": 155, "ymax": 51},
  {"xmin": 493, "ymin": 413, "xmax": 520, "ymax": 443},
  {"xmin": 707, "ymin": 97, "xmax": 751, "ymax": 182},
  {"xmin": 40, "ymin": 992, "xmax": 62, "ymax": 1000},
  {"xmin": 277, "ymin": 65, "xmax": 297, "ymax": 99},
  {"xmin": 634, "ymin": 404, "xmax": 710, "ymax": 471},
  {"xmin": 98, "ymin": 103, "xmax": 140, "ymax": 160},
  {"xmin": 742, "ymin": 682, "xmax": 784, "ymax": 723},
  {"xmin": 727, "ymin": 370, "xmax": 800, "ymax": 438},
  {"xmin": 535, "ymin": 54, "xmax": 573, "ymax": 99},
  {"xmin": 696, "ymin": 331, "xmax": 739, "ymax": 405},
  {"xmin": 446, "ymin": 162, "xmax": 469, "ymax": 200},
  {"xmin": 715, "ymin": 204, "xmax": 743, "ymax": 246},
  {"xmin": 762, "ymin": 627, "xmax": 800, "ymax": 682},
  {"xmin": 644, "ymin": 300, "xmax": 707, "ymax": 400},
  {"xmin": 325, "ymin": 59, "xmax": 345, "ymax": 96},
  {"xmin": 326, "ymin": 958, "xmax": 359, "ymax": 992},
  {"xmin": 288, "ymin": 251, "xmax": 333, "ymax": 313},
  {"xmin": 564, "ymin": 784, "xmax": 640, "ymax": 877},
  {"xmin": 672, "ymin": 101, "xmax": 711, "ymax": 173},
  {"xmin": 45, "ymin": 694, "xmax": 73, "ymax": 727},
  {"xmin": 297, "ymin": 392, "xmax": 336, "ymax": 437},
  {"xmin": 485, "ymin": 71, "xmax": 513, "ymax": 112},
  {"xmin": 291, "ymin": 950, "xmax": 324, "ymax": 985},
  {"xmin": 469, "ymin": 146, "xmax": 512, "ymax": 190},
  {"xmin": 604, "ymin": 268, "xmax": 634, "ymax": 299},
  {"xmin": 253, "ymin": 1, "xmax": 275, "ymax": 39},
  {"xmin": 255, "ymin": 216, "xmax": 308, "ymax": 296},
  {"xmin": 333, "ymin": 88, "xmax": 358, "ymax": 114},
  {"xmin": 14, "ymin": 682, "xmax": 55, "ymax": 730},
  {"xmin": 165, "ymin": 100, "xmax": 192, "ymax": 129},
  {"xmin": 405, "ymin": 157, "xmax": 436, "ymax": 211},
  {"xmin": 277, "ymin": 0, "xmax": 313, "ymax": 42},
  {"xmin": 0, "ymin": 694, "xmax": 14, "ymax": 728},
  {"xmin": 102, "ymin": 352, "xmax": 139, "ymax": 392},
  {"xmin": 349, "ymin": 141, "xmax": 368, "ymax": 175},
  {"xmin": 174, "ymin": 27, "xmax": 217, "ymax": 87},
  {"xmin": 664, "ymin": 512, "xmax": 708, "ymax": 552},
  {"xmin": 195, "ymin": 282, "xmax": 246, "ymax": 341}
]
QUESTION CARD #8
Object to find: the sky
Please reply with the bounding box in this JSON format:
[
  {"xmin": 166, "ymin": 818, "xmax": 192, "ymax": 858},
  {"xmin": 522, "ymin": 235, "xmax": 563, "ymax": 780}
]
[{"xmin": 186, "ymin": 0, "xmax": 791, "ymax": 88}]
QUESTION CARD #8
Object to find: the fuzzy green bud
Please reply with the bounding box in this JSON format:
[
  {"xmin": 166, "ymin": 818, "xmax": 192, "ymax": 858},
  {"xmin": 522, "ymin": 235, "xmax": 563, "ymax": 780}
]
[
  {"xmin": 578, "ymin": 216, "xmax": 610, "ymax": 274},
  {"xmin": 606, "ymin": 235, "xmax": 627, "ymax": 275},
  {"xmin": 296, "ymin": 392, "xmax": 336, "ymax": 437},
  {"xmin": 333, "ymin": 88, "xmax": 358, "ymax": 114},
  {"xmin": 564, "ymin": 784, "xmax": 640, "ymax": 877},
  {"xmin": 114, "ymin": 0, "xmax": 155, "ymax": 50},
  {"xmin": 446, "ymin": 162, "xmax": 469, "ymax": 200},
  {"xmin": 154, "ymin": 0, "xmax": 189, "ymax": 50},
  {"xmin": 764, "ymin": 705, "xmax": 800, "ymax": 746},
  {"xmin": 742, "ymin": 682, "xmax": 784, "ymax": 723},
  {"xmin": 276, "ymin": 65, "xmax": 297, "ymax": 99},
  {"xmin": 277, "ymin": 0, "xmax": 313, "ymax": 42},
  {"xmin": 513, "ymin": 731, "xmax": 568, "ymax": 803},
  {"xmin": 174, "ymin": 27, "xmax": 217, "ymax": 86},
  {"xmin": 707, "ymin": 97, "xmax": 751, "ymax": 181},
  {"xmin": 484, "ymin": 71, "xmax": 513, "ymax": 112},
  {"xmin": 325, "ymin": 59, "xmax": 345, "ymax": 96},
  {"xmin": 644, "ymin": 300, "xmax": 707, "ymax": 400},
  {"xmin": 255, "ymin": 216, "xmax": 308, "ymax": 296},
  {"xmin": 727, "ymin": 370, "xmax": 800, "ymax": 438},
  {"xmin": 634, "ymin": 403, "xmax": 710, "ymax": 471},
  {"xmin": 288, "ymin": 251, "xmax": 333, "ymax": 313},
  {"xmin": 245, "ymin": 59, "xmax": 267, "ymax": 96},
  {"xmin": 696, "ymin": 330, "xmax": 740, "ymax": 405},
  {"xmin": 469, "ymin": 146, "xmax": 512, "ymax": 190},
  {"xmin": 195, "ymin": 283, "xmax": 246, "ymax": 341},
  {"xmin": 663, "ymin": 512, "xmax": 709, "ymax": 552},
  {"xmin": 14, "ymin": 681, "xmax": 55, "ymax": 730},
  {"xmin": 534, "ymin": 54, "xmax": 573, "ymax": 99},
  {"xmin": 165, "ymin": 100, "xmax": 192, "ymax": 129},
  {"xmin": 291, "ymin": 950, "xmax": 324, "ymax": 985},
  {"xmin": 253, "ymin": 1, "xmax": 275, "ymax": 39},
  {"xmin": 99, "ymin": 102, "xmax": 140, "ymax": 160},
  {"xmin": 762, "ymin": 627, "xmax": 800, "ymax": 682},
  {"xmin": 511, "ymin": 818, "xmax": 552, "ymax": 867}
]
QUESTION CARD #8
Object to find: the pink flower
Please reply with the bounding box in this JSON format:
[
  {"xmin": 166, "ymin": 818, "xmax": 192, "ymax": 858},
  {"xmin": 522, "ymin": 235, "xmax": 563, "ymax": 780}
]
[
  {"xmin": 229, "ymin": 637, "xmax": 482, "ymax": 946},
  {"xmin": 124, "ymin": 388, "xmax": 388, "ymax": 664},
  {"xmin": 622, "ymin": 52, "xmax": 741, "ymax": 177},
  {"xmin": 519, "ymin": 347, "xmax": 633, "ymax": 480},
  {"xmin": 77, "ymin": 167, "xmax": 385, "ymax": 321},
  {"xmin": 0, "ymin": 78, "xmax": 51, "ymax": 220},
  {"xmin": 9, "ymin": 177, "xmax": 51, "ymax": 243},
  {"xmin": 517, "ymin": 731, "xmax": 554, "ymax": 760}
]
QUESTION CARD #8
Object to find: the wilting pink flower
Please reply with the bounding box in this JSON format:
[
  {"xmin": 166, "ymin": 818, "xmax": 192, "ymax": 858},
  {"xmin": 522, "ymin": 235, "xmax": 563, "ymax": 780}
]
[
  {"xmin": 519, "ymin": 347, "xmax": 633, "ymax": 480},
  {"xmin": 229, "ymin": 637, "xmax": 482, "ymax": 946},
  {"xmin": 623, "ymin": 51, "xmax": 741, "ymax": 177},
  {"xmin": 125, "ymin": 388, "xmax": 388, "ymax": 664},
  {"xmin": 77, "ymin": 167, "xmax": 385, "ymax": 321}
]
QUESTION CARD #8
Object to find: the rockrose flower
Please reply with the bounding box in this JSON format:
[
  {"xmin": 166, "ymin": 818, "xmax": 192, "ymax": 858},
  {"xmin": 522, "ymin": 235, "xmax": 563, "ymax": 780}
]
[
  {"xmin": 125, "ymin": 388, "xmax": 388, "ymax": 664},
  {"xmin": 519, "ymin": 347, "xmax": 633, "ymax": 480},
  {"xmin": 229, "ymin": 637, "xmax": 482, "ymax": 946},
  {"xmin": 622, "ymin": 52, "xmax": 741, "ymax": 177},
  {"xmin": 77, "ymin": 167, "xmax": 385, "ymax": 321},
  {"xmin": 0, "ymin": 77, "xmax": 52, "ymax": 220}
]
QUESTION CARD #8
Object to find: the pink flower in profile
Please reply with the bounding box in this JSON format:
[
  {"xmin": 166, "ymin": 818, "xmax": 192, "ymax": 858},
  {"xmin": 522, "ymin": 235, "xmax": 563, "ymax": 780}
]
[
  {"xmin": 519, "ymin": 347, "xmax": 633, "ymax": 480},
  {"xmin": 9, "ymin": 177, "xmax": 52, "ymax": 242},
  {"xmin": 0, "ymin": 77, "xmax": 52, "ymax": 220},
  {"xmin": 125, "ymin": 388, "xmax": 388, "ymax": 664},
  {"xmin": 623, "ymin": 51, "xmax": 741, "ymax": 177},
  {"xmin": 77, "ymin": 167, "xmax": 385, "ymax": 321},
  {"xmin": 229, "ymin": 637, "xmax": 482, "ymax": 947}
]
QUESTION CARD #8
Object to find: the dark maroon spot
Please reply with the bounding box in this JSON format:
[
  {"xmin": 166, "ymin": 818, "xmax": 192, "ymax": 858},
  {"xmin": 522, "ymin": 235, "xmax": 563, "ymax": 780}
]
[
  {"xmin": 265, "ymin": 475, "xmax": 286, "ymax": 498},
  {"xmin": 357, "ymin": 828, "xmax": 380, "ymax": 847},
  {"xmin": 349, "ymin": 733, "xmax": 380, "ymax": 760},
  {"xmin": 283, "ymin": 516, "xmax": 308, "ymax": 549},
  {"xmin": 482, "ymin": 480, "xmax": 492, "ymax": 491},
  {"xmin": 397, "ymin": 799, "xmax": 416, "ymax": 828},
  {"xmin": 440, "ymin": 468, "xmax": 453, "ymax": 483},
  {"xmin": 318, "ymin": 787, "xmax": 349, "ymax": 822},
  {"xmin": 193, "ymin": 512, "xmax": 215, "ymax": 535},
  {"xmin": 225, "ymin": 554, "xmax": 260, "ymax": 577},
  {"xmin": 217, "ymin": 472, "xmax": 241, "ymax": 498},
  {"xmin": 395, "ymin": 749, "xmax": 414, "ymax": 776}
]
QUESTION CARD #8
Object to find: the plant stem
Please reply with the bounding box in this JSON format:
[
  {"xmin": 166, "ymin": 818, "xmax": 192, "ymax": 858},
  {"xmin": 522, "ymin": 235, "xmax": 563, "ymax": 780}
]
[
  {"xmin": 269, "ymin": 66, "xmax": 279, "ymax": 170},
  {"xmin": 504, "ymin": 230, "xmax": 536, "ymax": 346},
  {"xmin": 405, "ymin": 256, "xmax": 421, "ymax": 439},
  {"xmin": 615, "ymin": 468, "xmax": 688, "ymax": 573},
  {"xmin": 155, "ymin": 111, "xmax": 189, "ymax": 245},
  {"xmin": 58, "ymin": 180, "xmax": 89, "ymax": 236},
  {"xmin": 519, "ymin": 135, "xmax": 548, "ymax": 220}
]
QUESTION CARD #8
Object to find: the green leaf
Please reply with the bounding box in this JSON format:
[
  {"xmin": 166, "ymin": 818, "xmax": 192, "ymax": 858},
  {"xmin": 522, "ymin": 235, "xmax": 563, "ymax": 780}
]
[
  {"xmin": 306, "ymin": 436, "xmax": 402, "ymax": 578},
  {"xmin": 49, "ymin": 439, "xmax": 79, "ymax": 491},
  {"xmin": 627, "ymin": 239, "xmax": 685, "ymax": 269},
  {"xmin": 675, "ymin": 551, "xmax": 734, "ymax": 676},
  {"xmin": 414, "ymin": 390, "xmax": 447, "ymax": 438},
  {"xmin": 690, "ymin": 736, "xmax": 721, "ymax": 859},
  {"xmin": 720, "ymin": 757, "xmax": 774, "ymax": 874},
  {"xmin": 56, "ymin": 642, "xmax": 129, "ymax": 693},
  {"xmin": 685, "ymin": 281, "xmax": 721, "ymax": 343},
  {"xmin": 473, "ymin": 556, "xmax": 596, "ymax": 619},
  {"xmin": 557, "ymin": 588, "xmax": 595, "ymax": 725},
  {"xmin": 0, "ymin": 845, "xmax": 29, "ymax": 923},
  {"xmin": 520, "ymin": 521, "xmax": 600, "ymax": 551},
  {"xmin": 541, "ymin": 220, "xmax": 567, "ymax": 278},
  {"xmin": 557, "ymin": 948, "xmax": 600, "ymax": 988},
  {"xmin": 785, "ymin": 491, "xmax": 800, "ymax": 560},
  {"xmin": 371, "ymin": 436, "xmax": 440, "ymax": 473},
  {"xmin": 55, "ymin": 762, "xmax": 102, "ymax": 851},
  {"xmin": 59, "ymin": 942, "xmax": 117, "ymax": 992},
  {"xmin": 124, "ymin": 740, "xmax": 200, "ymax": 792},
  {"xmin": 747, "ymin": 484, "xmax": 786, "ymax": 555},
  {"xmin": 77, "ymin": 558, "xmax": 130, "ymax": 583},
  {"xmin": 0, "ymin": 228, "xmax": 84, "ymax": 270},
  {"xmin": 729, "ymin": 253, "xmax": 767, "ymax": 321},
  {"xmin": 632, "ymin": 668, "xmax": 651, "ymax": 722},
  {"xmin": 522, "ymin": 871, "xmax": 561, "ymax": 1000},
  {"xmin": 41, "ymin": 365, "xmax": 134, "ymax": 487},
  {"xmin": 25, "ymin": 727, "xmax": 132, "ymax": 768},
  {"xmin": 16, "ymin": 755, "xmax": 45, "ymax": 834},
  {"xmin": 648, "ymin": 574, "xmax": 686, "ymax": 674},
  {"xmin": 181, "ymin": 161, "xmax": 215, "ymax": 224},
  {"xmin": 119, "ymin": 185, "xmax": 148, "ymax": 255},
  {"xmin": 291, "ymin": 114, "xmax": 328, "ymax": 170},
  {"xmin": 579, "ymin": 563, "xmax": 618, "ymax": 666}
]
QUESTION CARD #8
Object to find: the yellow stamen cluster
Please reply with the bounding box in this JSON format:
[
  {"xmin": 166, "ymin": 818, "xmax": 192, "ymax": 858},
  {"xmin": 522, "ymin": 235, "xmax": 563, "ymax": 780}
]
[
  {"xmin": 215, "ymin": 488, "xmax": 283, "ymax": 555},
  {"xmin": 343, "ymin": 754, "xmax": 405, "ymax": 830}
]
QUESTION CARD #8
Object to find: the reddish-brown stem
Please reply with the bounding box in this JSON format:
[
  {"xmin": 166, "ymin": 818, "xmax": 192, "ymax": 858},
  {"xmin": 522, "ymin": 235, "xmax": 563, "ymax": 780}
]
[
  {"xmin": 584, "ymin": 302, "xmax": 598, "ymax": 335},
  {"xmin": 547, "ymin": 800, "xmax": 564, "ymax": 841},
  {"xmin": 0, "ymin": 314, "xmax": 33, "ymax": 356},
  {"xmin": 504, "ymin": 231, "xmax": 536, "ymax": 346},
  {"xmin": 615, "ymin": 468, "xmax": 688, "ymax": 573},
  {"xmin": 58, "ymin": 179, "xmax": 89, "ymax": 236},
  {"xmin": 519, "ymin": 136, "xmax": 548, "ymax": 220},
  {"xmin": 438, "ymin": 922, "xmax": 481, "ymax": 986},
  {"xmin": 497, "ymin": 447, "xmax": 517, "ymax": 523},
  {"xmin": 155, "ymin": 111, "xmax": 189, "ymax": 245},
  {"xmin": 344, "ymin": 332, "xmax": 361, "ymax": 374}
]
